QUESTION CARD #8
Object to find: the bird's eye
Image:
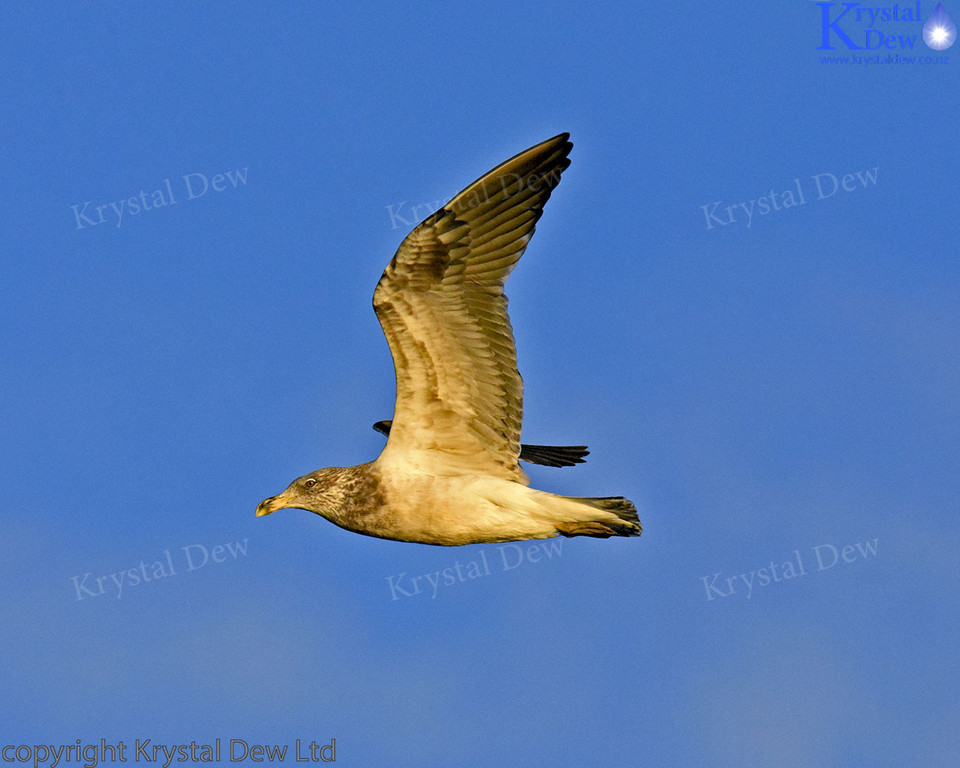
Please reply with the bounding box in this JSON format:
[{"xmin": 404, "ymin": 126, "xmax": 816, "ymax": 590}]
[{"xmin": 304, "ymin": 478, "xmax": 317, "ymax": 488}]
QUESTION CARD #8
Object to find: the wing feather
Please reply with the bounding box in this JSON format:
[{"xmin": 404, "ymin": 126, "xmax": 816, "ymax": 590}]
[{"xmin": 373, "ymin": 134, "xmax": 572, "ymax": 479}]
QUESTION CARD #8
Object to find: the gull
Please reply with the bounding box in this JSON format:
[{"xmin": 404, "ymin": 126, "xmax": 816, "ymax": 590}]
[{"xmin": 256, "ymin": 134, "xmax": 641, "ymax": 545}]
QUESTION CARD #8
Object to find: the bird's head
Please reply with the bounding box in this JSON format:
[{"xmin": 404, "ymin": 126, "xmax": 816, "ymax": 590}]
[{"xmin": 255, "ymin": 468, "xmax": 346, "ymax": 518}]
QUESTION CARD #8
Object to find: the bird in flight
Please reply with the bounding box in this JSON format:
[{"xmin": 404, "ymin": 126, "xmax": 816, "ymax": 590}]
[{"xmin": 256, "ymin": 134, "xmax": 641, "ymax": 545}]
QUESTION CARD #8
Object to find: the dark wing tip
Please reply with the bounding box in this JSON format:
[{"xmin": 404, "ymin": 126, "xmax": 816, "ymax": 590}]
[
  {"xmin": 372, "ymin": 420, "xmax": 392, "ymax": 437},
  {"xmin": 543, "ymin": 131, "xmax": 571, "ymax": 147},
  {"xmin": 518, "ymin": 444, "xmax": 590, "ymax": 468}
]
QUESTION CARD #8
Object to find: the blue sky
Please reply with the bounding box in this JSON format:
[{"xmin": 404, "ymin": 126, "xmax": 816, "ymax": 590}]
[{"xmin": 1, "ymin": 2, "xmax": 958, "ymax": 766}]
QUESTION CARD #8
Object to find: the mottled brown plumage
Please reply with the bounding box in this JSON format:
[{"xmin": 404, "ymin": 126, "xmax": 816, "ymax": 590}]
[{"xmin": 256, "ymin": 134, "xmax": 641, "ymax": 545}]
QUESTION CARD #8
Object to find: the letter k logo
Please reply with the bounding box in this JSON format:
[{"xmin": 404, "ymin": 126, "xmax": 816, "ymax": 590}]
[{"xmin": 816, "ymin": 2, "xmax": 862, "ymax": 50}]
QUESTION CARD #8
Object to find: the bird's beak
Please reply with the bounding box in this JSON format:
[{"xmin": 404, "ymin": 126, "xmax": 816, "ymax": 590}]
[{"xmin": 256, "ymin": 491, "xmax": 293, "ymax": 517}]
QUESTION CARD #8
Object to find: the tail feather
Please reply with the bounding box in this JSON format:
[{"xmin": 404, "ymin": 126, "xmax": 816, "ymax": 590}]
[{"xmin": 555, "ymin": 496, "xmax": 642, "ymax": 538}]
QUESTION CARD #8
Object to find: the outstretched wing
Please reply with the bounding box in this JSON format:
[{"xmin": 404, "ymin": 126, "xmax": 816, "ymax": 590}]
[{"xmin": 373, "ymin": 134, "xmax": 572, "ymax": 480}]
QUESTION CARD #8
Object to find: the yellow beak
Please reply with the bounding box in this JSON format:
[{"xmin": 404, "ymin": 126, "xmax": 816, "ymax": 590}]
[{"xmin": 255, "ymin": 491, "xmax": 293, "ymax": 517}]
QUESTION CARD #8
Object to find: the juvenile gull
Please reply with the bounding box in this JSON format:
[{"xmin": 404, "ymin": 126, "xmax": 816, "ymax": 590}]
[{"xmin": 256, "ymin": 134, "xmax": 641, "ymax": 545}]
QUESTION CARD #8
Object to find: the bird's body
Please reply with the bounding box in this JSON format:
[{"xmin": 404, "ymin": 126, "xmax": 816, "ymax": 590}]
[
  {"xmin": 269, "ymin": 463, "xmax": 637, "ymax": 546},
  {"xmin": 257, "ymin": 134, "xmax": 641, "ymax": 545}
]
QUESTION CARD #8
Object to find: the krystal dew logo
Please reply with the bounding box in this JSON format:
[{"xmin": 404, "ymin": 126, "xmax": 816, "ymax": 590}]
[
  {"xmin": 385, "ymin": 539, "xmax": 563, "ymax": 600},
  {"xmin": 700, "ymin": 538, "xmax": 879, "ymax": 601},
  {"xmin": 69, "ymin": 538, "xmax": 249, "ymax": 601},
  {"xmin": 816, "ymin": 2, "xmax": 956, "ymax": 51},
  {"xmin": 923, "ymin": 2, "xmax": 957, "ymax": 46},
  {"xmin": 70, "ymin": 167, "xmax": 249, "ymax": 230}
]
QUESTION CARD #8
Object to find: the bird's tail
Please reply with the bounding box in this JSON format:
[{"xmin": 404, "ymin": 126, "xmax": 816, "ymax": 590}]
[{"xmin": 554, "ymin": 496, "xmax": 642, "ymax": 538}]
